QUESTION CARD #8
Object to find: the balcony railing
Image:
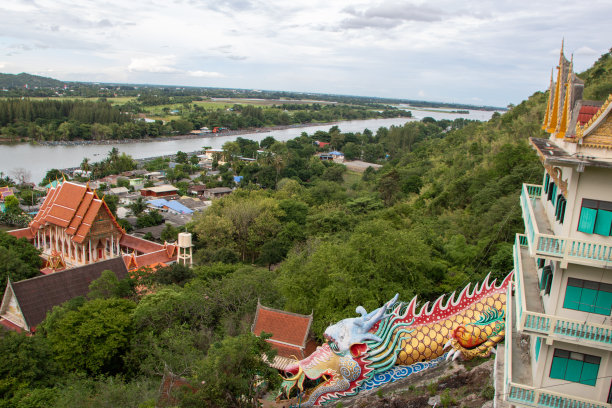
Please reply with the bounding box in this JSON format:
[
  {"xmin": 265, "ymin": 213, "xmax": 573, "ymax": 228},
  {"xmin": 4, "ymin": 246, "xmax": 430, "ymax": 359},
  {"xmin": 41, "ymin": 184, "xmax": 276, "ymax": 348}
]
[
  {"xmin": 505, "ymin": 278, "xmax": 612, "ymax": 408},
  {"xmin": 507, "ymin": 383, "xmax": 611, "ymax": 408},
  {"xmin": 514, "ymin": 234, "xmax": 612, "ymax": 349},
  {"xmin": 520, "ymin": 184, "xmax": 612, "ymax": 268}
]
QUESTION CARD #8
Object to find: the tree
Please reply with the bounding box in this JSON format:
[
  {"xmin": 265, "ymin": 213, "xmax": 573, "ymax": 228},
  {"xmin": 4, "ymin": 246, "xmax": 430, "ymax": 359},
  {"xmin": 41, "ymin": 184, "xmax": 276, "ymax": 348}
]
[
  {"xmin": 80, "ymin": 157, "xmax": 90, "ymax": 172},
  {"xmin": 186, "ymin": 333, "xmax": 280, "ymax": 408},
  {"xmin": 43, "ymin": 298, "xmax": 136, "ymax": 375},
  {"xmin": 136, "ymin": 210, "xmax": 164, "ymax": 228},
  {"xmin": 4, "ymin": 195, "xmax": 21, "ymax": 215},
  {"xmin": 11, "ymin": 168, "xmax": 31, "ymax": 185},
  {"xmin": 128, "ymin": 196, "xmax": 148, "ymax": 217},
  {"xmin": 87, "ymin": 269, "xmax": 133, "ymax": 300},
  {"xmin": 175, "ymin": 151, "xmax": 188, "ymax": 164},
  {"xmin": 193, "ymin": 192, "xmax": 283, "ymax": 262},
  {"xmin": 0, "ymin": 233, "xmax": 41, "ymax": 298}
]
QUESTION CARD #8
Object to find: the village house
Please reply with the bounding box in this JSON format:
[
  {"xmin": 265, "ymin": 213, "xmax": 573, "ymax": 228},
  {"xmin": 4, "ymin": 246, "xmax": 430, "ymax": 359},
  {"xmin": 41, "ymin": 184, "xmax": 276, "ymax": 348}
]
[
  {"xmin": 202, "ymin": 187, "xmax": 232, "ymax": 200},
  {"xmin": 140, "ymin": 184, "xmax": 179, "ymax": 198}
]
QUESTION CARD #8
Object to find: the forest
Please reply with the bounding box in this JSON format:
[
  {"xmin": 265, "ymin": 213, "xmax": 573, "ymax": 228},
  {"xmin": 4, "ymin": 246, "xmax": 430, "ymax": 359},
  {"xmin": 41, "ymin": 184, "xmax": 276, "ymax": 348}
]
[
  {"xmin": 0, "ymin": 48, "xmax": 610, "ymax": 407},
  {"xmin": 0, "ymin": 97, "xmax": 410, "ymax": 142}
]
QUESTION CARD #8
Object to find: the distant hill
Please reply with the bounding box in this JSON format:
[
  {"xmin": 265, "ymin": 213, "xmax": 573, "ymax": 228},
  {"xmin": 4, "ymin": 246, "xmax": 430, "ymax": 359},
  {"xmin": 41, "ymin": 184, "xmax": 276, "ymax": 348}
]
[
  {"xmin": 578, "ymin": 47, "xmax": 612, "ymax": 100},
  {"xmin": 0, "ymin": 72, "xmax": 65, "ymax": 89}
]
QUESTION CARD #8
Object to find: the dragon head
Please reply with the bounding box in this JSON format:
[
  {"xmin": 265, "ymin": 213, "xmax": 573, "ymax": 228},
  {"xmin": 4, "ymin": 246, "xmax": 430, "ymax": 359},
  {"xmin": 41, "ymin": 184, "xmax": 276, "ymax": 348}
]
[{"xmin": 279, "ymin": 294, "xmax": 398, "ymax": 406}]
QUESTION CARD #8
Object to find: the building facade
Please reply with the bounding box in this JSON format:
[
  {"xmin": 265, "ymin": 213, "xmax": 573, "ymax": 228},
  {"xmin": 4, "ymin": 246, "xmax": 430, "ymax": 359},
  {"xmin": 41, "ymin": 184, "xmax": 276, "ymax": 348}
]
[{"xmin": 503, "ymin": 44, "xmax": 612, "ymax": 407}]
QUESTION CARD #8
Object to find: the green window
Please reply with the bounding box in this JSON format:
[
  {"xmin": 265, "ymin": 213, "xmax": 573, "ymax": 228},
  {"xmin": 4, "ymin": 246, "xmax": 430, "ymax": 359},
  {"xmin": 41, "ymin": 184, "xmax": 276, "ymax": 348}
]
[
  {"xmin": 563, "ymin": 278, "xmax": 612, "ymax": 315},
  {"xmin": 578, "ymin": 199, "xmax": 612, "ymax": 235},
  {"xmin": 544, "ymin": 173, "xmax": 550, "ymax": 193},
  {"xmin": 551, "ymin": 184, "xmax": 557, "ymax": 205},
  {"xmin": 534, "ymin": 337, "xmax": 541, "ymax": 362},
  {"xmin": 594, "ymin": 209, "xmax": 612, "ymax": 236},
  {"xmin": 550, "ymin": 349, "xmax": 601, "ymax": 386},
  {"xmin": 578, "ymin": 207, "xmax": 597, "ymax": 233}
]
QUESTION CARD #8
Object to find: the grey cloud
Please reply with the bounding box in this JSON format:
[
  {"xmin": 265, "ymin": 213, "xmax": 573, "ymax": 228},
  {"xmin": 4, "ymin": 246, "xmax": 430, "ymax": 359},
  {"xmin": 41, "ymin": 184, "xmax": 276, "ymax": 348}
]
[
  {"xmin": 340, "ymin": 1, "xmax": 444, "ymax": 29},
  {"xmin": 176, "ymin": 0, "xmax": 254, "ymax": 13}
]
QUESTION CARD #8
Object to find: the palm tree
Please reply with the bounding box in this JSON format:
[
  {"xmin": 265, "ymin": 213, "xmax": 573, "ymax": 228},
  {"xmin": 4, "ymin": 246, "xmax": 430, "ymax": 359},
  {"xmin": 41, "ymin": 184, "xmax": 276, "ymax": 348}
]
[{"xmin": 80, "ymin": 157, "xmax": 91, "ymax": 172}]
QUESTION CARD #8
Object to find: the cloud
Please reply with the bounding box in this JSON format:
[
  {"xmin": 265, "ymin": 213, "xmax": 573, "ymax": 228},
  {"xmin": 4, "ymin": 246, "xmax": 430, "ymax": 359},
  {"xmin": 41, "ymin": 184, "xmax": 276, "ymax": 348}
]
[
  {"xmin": 128, "ymin": 56, "xmax": 179, "ymax": 73},
  {"xmin": 574, "ymin": 46, "xmax": 599, "ymax": 56},
  {"xmin": 0, "ymin": 62, "xmax": 6, "ymax": 69},
  {"xmin": 340, "ymin": 1, "xmax": 444, "ymax": 29},
  {"xmin": 188, "ymin": 70, "xmax": 224, "ymax": 78}
]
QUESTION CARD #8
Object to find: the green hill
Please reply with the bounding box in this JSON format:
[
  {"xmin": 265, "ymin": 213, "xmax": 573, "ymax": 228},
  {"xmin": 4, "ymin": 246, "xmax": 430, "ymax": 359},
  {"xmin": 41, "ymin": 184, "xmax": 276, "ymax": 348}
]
[{"xmin": 0, "ymin": 72, "xmax": 65, "ymax": 89}]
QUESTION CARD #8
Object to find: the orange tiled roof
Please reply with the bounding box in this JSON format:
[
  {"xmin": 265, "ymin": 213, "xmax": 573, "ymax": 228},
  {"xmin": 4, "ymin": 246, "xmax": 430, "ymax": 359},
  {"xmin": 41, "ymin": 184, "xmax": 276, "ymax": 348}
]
[
  {"xmin": 7, "ymin": 228, "xmax": 33, "ymax": 240},
  {"xmin": 29, "ymin": 181, "xmax": 124, "ymax": 244},
  {"xmin": 120, "ymin": 234, "xmax": 165, "ymax": 253},
  {"xmin": 252, "ymin": 303, "xmax": 312, "ymax": 349},
  {"xmin": 121, "ymin": 243, "xmax": 177, "ymax": 271}
]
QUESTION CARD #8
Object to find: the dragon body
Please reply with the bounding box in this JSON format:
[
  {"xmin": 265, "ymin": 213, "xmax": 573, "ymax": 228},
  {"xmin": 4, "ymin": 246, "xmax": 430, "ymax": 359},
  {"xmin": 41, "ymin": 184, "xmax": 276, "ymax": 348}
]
[{"xmin": 279, "ymin": 273, "xmax": 512, "ymax": 407}]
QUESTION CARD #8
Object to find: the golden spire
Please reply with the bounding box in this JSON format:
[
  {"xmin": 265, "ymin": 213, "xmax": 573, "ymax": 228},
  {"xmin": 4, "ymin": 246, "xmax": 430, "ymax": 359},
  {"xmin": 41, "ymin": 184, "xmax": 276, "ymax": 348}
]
[
  {"xmin": 547, "ymin": 41, "xmax": 566, "ymax": 133},
  {"xmin": 542, "ymin": 69, "xmax": 554, "ymax": 130},
  {"xmin": 557, "ymin": 55, "xmax": 573, "ymax": 138}
]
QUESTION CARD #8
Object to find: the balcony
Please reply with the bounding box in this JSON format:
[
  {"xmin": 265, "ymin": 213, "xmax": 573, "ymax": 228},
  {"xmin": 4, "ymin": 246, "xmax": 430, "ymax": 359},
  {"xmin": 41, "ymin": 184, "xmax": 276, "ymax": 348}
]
[
  {"xmin": 505, "ymin": 283, "xmax": 612, "ymax": 408},
  {"xmin": 520, "ymin": 184, "xmax": 612, "ymax": 268},
  {"xmin": 514, "ymin": 234, "xmax": 612, "ymax": 350}
]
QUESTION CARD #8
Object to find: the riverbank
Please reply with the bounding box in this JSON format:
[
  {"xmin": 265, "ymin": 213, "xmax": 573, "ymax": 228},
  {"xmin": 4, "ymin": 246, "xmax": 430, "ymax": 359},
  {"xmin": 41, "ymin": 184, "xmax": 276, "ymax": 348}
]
[{"xmin": 2, "ymin": 119, "xmax": 386, "ymax": 147}]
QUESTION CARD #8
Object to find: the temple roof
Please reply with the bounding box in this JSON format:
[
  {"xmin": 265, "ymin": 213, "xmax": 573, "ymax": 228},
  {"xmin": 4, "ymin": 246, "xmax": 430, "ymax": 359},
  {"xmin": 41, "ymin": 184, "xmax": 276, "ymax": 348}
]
[
  {"xmin": 0, "ymin": 257, "xmax": 128, "ymax": 331},
  {"xmin": 530, "ymin": 137, "xmax": 612, "ymax": 169},
  {"xmin": 30, "ymin": 181, "xmax": 124, "ymax": 243},
  {"xmin": 120, "ymin": 235, "xmax": 177, "ymax": 270},
  {"xmin": 252, "ymin": 302, "xmax": 313, "ymax": 349}
]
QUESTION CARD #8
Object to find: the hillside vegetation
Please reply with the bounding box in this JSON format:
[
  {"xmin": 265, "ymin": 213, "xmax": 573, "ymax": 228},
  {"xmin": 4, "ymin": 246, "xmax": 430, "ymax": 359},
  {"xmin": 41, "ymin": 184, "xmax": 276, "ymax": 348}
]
[{"xmin": 0, "ymin": 49, "xmax": 610, "ymax": 408}]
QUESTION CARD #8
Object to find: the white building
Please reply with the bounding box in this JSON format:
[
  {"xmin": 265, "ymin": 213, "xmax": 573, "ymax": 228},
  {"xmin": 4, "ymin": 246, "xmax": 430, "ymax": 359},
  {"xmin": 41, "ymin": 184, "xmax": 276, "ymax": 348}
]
[{"xmin": 502, "ymin": 45, "xmax": 612, "ymax": 407}]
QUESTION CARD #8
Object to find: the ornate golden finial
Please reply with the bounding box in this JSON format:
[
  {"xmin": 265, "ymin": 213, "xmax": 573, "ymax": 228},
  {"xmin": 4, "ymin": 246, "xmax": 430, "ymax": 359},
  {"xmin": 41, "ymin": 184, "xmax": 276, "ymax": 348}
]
[{"xmin": 62, "ymin": 173, "xmax": 66, "ymax": 182}]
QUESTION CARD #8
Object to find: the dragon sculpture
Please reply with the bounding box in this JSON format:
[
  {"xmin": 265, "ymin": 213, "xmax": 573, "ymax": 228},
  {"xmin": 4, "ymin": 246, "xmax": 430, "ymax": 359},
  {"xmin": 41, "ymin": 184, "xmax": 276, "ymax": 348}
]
[{"xmin": 278, "ymin": 273, "xmax": 512, "ymax": 407}]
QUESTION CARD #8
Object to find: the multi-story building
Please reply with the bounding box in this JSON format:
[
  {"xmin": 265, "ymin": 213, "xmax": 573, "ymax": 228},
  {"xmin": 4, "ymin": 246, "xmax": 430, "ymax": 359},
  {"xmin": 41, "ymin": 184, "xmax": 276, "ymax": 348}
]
[{"xmin": 502, "ymin": 43, "xmax": 612, "ymax": 407}]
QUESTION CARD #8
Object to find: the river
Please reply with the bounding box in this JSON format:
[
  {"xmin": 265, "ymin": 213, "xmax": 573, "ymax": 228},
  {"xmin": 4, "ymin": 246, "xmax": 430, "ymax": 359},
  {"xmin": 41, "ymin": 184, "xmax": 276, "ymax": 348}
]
[{"xmin": 0, "ymin": 109, "xmax": 497, "ymax": 184}]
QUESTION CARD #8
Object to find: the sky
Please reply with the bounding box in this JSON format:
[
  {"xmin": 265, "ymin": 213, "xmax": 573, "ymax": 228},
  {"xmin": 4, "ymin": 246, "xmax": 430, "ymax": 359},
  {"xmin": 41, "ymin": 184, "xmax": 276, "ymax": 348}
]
[{"xmin": 1, "ymin": 0, "xmax": 611, "ymax": 107}]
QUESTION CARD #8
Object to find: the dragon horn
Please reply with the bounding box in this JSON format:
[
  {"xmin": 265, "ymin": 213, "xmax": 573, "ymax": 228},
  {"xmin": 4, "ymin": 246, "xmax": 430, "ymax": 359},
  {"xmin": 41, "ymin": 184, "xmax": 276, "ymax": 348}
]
[{"xmin": 363, "ymin": 293, "xmax": 399, "ymax": 332}]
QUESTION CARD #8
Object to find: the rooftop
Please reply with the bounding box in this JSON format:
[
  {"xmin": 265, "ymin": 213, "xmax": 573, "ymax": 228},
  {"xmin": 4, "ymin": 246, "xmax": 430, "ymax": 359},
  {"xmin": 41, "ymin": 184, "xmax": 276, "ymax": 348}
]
[
  {"xmin": 0, "ymin": 257, "xmax": 128, "ymax": 331},
  {"xmin": 530, "ymin": 137, "xmax": 612, "ymax": 169}
]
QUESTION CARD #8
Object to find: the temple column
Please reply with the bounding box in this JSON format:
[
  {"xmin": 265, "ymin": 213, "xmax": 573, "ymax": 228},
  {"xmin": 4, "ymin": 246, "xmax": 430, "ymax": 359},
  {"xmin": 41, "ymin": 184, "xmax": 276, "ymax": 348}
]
[
  {"xmin": 89, "ymin": 239, "xmax": 92, "ymax": 263},
  {"xmin": 82, "ymin": 244, "xmax": 86, "ymax": 264},
  {"xmin": 111, "ymin": 235, "xmax": 114, "ymax": 257}
]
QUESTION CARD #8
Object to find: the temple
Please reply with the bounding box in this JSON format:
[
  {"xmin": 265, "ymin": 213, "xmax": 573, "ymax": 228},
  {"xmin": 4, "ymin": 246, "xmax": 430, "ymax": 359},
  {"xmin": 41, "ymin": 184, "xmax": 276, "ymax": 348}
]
[
  {"xmin": 502, "ymin": 43, "xmax": 612, "ymax": 407},
  {"xmin": 1, "ymin": 180, "xmax": 179, "ymax": 332},
  {"xmin": 8, "ymin": 180, "xmax": 177, "ymax": 272}
]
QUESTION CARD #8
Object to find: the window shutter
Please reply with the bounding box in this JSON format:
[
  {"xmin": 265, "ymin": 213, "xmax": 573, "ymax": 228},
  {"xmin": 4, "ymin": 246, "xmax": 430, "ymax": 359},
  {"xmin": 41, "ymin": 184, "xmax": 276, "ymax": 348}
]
[
  {"xmin": 578, "ymin": 207, "xmax": 597, "ymax": 234},
  {"xmin": 563, "ymin": 279, "xmax": 583, "ymax": 311},
  {"xmin": 594, "ymin": 209, "xmax": 612, "ymax": 236},
  {"xmin": 547, "ymin": 182, "xmax": 555, "ymax": 201}
]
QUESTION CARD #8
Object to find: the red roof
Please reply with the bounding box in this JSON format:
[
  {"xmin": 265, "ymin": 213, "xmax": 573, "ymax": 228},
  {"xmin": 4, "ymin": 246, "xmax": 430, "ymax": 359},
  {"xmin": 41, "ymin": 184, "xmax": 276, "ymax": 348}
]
[
  {"xmin": 121, "ymin": 243, "xmax": 177, "ymax": 271},
  {"xmin": 7, "ymin": 228, "xmax": 33, "ymax": 240},
  {"xmin": 120, "ymin": 234, "xmax": 165, "ymax": 254},
  {"xmin": 578, "ymin": 105, "xmax": 600, "ymax": 126},
  {"xmin": 252, "ymin": 303, "xmax": 312, "ymax": 349},
  {"xmin": 29, "ymin": 181, "xmax": 123, "ymax": 243}
]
